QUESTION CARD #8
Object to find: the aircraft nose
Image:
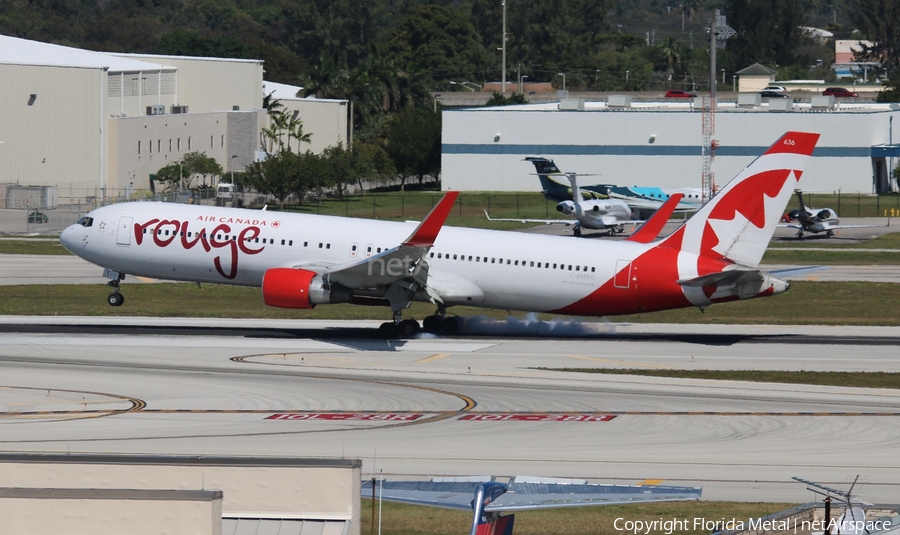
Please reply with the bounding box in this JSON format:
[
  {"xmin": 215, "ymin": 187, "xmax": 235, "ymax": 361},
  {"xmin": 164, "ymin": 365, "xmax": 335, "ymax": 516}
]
[{"xmin": 59, "ymin": 224, "xmax": 82, "ymax": 253}]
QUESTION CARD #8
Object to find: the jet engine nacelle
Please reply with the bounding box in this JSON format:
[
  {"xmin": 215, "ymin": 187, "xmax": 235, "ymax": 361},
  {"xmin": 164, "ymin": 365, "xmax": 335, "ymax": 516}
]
[
  {"xmin": 816, "ymin": 209, "xmax": 834, "ymax": 220},
  {"xmin": 262, "ymin": 268, "xmax": 352, "ymax": 309},
  {"xmin": 556, "ymin": 200, "xmax": 575, "ymax": 215}
]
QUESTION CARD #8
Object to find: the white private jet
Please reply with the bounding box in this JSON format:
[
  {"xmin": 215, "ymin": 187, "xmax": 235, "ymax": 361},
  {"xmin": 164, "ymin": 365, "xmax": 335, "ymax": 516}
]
[
  {"xmin": 61, "ymin": 131, "xmax": 819, "ymax": 338},
  {"xmin": 780, "ymin": 189, "xmax": 889, "ymax": 238},
  {"xmin": 484, "ymin": 172, "xmax": 646, "ymax": 236},
  {"xmin": 527, "ymin": 156, "xmax": 702, "ymax": 217}
]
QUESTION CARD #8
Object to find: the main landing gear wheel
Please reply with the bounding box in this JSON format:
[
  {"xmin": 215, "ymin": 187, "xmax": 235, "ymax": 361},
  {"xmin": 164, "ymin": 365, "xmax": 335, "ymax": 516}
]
[
  {"xmin": 573, "ymin": 226, "xmax": 583, "ymax": 237},
  {"xmin": 422, "ymin": 315, "xmax": 443, "ymax": 334},
  {"xmin": 398, "ymin": 319, "xmax": 420, "ymax": 337},
  {"xmin": 378, "ymin": 322, "xmax": 399, "ymax": 339},
  {"xmin": 442, "ymin": 316, "xmax": 461, "ymax": 335},
  {"xmin": 107, "ymin": 292, "xmax": 124, "ymax": 307}
]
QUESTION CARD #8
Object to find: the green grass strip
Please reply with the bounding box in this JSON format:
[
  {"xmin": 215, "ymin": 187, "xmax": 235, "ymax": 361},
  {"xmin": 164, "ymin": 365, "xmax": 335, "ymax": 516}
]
[
  {"xmin": 536, "ymin": 369, "xmax": 900, "ymax": 389},
  {"xmin": 1, "ymin": 281, "xmax": 899, "ymax": 325}
]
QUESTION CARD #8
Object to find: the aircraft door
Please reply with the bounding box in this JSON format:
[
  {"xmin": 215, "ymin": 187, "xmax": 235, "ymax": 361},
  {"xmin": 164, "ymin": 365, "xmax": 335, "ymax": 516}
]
[
  {"xmin": 614, "ymin": 259, "xmax": 632, "ymax": 289},
  {"xmin": 116, "ymin": 216, "xmax": 133, "ymax": 246}
]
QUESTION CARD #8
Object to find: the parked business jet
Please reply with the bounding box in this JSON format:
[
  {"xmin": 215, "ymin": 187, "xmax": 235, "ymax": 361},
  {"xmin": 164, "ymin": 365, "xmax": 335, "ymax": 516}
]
[
  {"xmin": 779, "ymin": 189, "xmax": 889, "ymax": 238},
  {"xmin": 527, "ymin": 157, "xmax": 703, "ymax": 216},
  {"xmin": 484, "ymin": 172, "xmax": 645, "ymax": 236},
  {"xmin": 61, "ymin": 131, "xmax": 818, "ymax": 338}
]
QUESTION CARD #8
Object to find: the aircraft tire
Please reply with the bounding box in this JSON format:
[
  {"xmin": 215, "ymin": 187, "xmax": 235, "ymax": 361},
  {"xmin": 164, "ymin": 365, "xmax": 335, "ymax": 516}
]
[
  {"xmin": 398, "ymin": 319, "xmax": 420, "ymax": 338},
  {"xmin": 378, "ymin": 322, "xmax": 399, "ymax": 339},
  {"xmin": 107, "ymin": 292, "xmax": 124, "ymax": 307},
  {"xmin": 442, "ymin": 316, "xmax": 461, "ymax": 335},
  {"xmin": 422, "ymin": 315, "xmax": 442, "ymax": 334}
]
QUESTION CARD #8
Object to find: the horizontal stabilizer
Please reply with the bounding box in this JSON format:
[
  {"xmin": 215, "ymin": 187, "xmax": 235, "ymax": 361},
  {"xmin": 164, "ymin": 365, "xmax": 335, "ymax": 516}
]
[
  {"xmin": 363, "ymin": 477, "xmax": 702, "ymax": 512},
  {"xmin": 677, "ymin": 269, "xmax": 764, "ymax": 289}
]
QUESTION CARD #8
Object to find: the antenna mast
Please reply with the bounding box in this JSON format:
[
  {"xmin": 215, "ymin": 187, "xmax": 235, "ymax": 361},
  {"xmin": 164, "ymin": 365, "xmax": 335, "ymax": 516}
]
[{"xmin": 702, "ymin": 9, "xmax": 735, "ymax": 204}]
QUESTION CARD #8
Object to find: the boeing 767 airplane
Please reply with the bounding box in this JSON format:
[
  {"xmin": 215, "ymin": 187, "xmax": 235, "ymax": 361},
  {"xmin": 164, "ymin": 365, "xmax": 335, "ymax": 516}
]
[{"xmin": 61, "ymin": 132, "xmax": 819, "ymax": 338}]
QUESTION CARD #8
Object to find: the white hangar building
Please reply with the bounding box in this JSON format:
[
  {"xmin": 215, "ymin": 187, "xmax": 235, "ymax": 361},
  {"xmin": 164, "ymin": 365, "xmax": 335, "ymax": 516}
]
[
  {"xmin": 0, "ymin": 35, "xmax": 348, "ymax": 204},
  {"xmin": 441, "ymin": 98, "xmax": 900, "ymax": 195}
]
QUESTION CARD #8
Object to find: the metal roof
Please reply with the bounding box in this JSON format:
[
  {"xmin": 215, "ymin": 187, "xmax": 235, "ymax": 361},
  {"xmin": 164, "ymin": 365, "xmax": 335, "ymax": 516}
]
[
  {"xmin": 263, "ymin": 81, "xmax": 348, "ymax": 104},
  {"xmin": 0, "ymin": 35, "xmax": 174, "ymax": 72},
  {"xmin": 0, "ymin": 453, "xmax": 361, "ymax": 468}
]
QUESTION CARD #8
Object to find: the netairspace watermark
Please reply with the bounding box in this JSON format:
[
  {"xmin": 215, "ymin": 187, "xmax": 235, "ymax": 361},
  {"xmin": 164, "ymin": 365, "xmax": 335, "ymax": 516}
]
[{"xmin": 613, "ymin": 517, "xmax": 892, "ymax": 535}]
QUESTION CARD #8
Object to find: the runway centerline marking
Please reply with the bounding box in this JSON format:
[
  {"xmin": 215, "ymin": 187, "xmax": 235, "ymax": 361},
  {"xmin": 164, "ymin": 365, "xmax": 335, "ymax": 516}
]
[
  {"xmin": 415, "ymin": 353, "xmax": 452, "ymax": 364},
  {"xmin": 567, "ymin": 355, "xmax": 677, "ymax": 369}
]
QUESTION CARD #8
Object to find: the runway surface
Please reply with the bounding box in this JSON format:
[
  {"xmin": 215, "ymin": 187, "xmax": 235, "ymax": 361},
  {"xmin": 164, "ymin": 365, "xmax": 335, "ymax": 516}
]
[{"xmin": 1, "ymin": 316, "xmax": 899, "ymax": 504}]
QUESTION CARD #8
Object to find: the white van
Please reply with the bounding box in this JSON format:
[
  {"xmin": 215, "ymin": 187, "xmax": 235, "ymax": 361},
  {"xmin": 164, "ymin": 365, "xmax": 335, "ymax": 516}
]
[{"xmin": 216, "ymin": 183, "xmax": 235, "ymax": 200}]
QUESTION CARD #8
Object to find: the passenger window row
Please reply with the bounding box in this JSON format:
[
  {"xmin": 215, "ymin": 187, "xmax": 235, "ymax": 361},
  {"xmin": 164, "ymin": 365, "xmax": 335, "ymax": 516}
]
[
  {"xmin": 143, "ymin": 227, "xmax": 338, "ymax": 249},
  {"xmin": 427, "ymin": 251, "xmax": 595, "ymax": 273}
]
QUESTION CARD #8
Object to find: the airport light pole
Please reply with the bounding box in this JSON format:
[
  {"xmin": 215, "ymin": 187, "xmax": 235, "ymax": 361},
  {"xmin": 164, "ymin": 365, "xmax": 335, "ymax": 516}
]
[
  {"xmin": 558, "ymin": 72, "xmax": 566, "ymax": 91},
  {"xmin": 501, "ymin": 0, "xmax": 507, "ymax": 94}
]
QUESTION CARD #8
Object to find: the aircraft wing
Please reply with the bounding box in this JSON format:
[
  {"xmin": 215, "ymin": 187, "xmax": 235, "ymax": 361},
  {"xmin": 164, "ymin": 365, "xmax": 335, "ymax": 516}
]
[
  {"xmin": 822, "ymin": 220, "xmax": 891, "ymax": 231},
  {"xmin": 486, "ymin": 478, "xmax": 702, "ymax": 512},
  {"xmin": 483, "ymin": 210, "xmax": 576, "ymax": 226},
  {"xmin": 364, "ymin": 477, "xmax": 702, "ymax": 512},
  {"xmin": 606, "ymin": 192, "xmax": 666, "ymax": 210},
  {"xmin": 627, "ymin": 193, "xmax": 684, "ymax": 243},
  {"xmin": 363, "ymin": 479, "xmax": 491, "ymax": 511},
  {"xmin": 318, "ymin": 192, "xmax": 459, "ymax": 289}
]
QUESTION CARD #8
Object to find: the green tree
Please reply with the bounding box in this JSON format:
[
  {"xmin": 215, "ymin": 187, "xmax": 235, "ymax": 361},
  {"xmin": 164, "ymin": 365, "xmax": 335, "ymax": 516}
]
[
  {"xmin": 351, "ymin": 141, "xmax": 397, "ymax": 191},
  {"xmin": 484, "ymin": 92, "xmax": 528, "ymax": 106},
  {"xmin": 182, "ymin": 151, "xmax": 224, "ymax": 189},
  {"xmin": 384, "ymin": 109, "xmax": 441, "ymax": 189},
  {"xmin": 153, "ymin": 162, "xmax": 183, "ymax": 192},
  {"xmin": 388, "ymin": 5, "xmax": 486, "ymax": 84},
  {"xmin": 724, "ymin": 0, "xmax": 810, "ymax": 68},
  {"xmin": 154, "ymin": 152, "xmax": 222, "ymax": 191},
  {"xmin": 849, "ymin": 0, "xmax": 900, "ymax": 70},
  {"xmin": 243, "ymin": 151, "xmax": 300, "ymax": 210},
  {"xmin": 321, "ymin": 145, "xmax": 354, "ymax": 200}
]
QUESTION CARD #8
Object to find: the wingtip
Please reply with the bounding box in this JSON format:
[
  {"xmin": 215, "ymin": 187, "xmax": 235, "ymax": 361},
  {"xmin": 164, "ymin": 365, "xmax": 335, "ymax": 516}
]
[{"xmin": 402, "ymin": 191, "xmax": 459, "ymax": 247}]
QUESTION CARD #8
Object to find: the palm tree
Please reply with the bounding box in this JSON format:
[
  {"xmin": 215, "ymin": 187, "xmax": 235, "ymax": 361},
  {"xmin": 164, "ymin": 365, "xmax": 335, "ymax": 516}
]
[{"xmin": 661, "ymin": 37, "xmax": 682, "ymax": 71}]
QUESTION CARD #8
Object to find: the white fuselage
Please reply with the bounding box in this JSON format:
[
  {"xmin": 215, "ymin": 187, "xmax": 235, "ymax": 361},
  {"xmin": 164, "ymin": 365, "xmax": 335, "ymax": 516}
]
[{"xmin": 61, "ymin": 201, "xmax": 706, "ymax": 315}]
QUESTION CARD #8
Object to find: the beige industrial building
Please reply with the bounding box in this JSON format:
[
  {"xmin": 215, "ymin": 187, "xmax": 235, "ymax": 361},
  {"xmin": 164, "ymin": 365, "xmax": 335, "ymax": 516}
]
[
  {"xmin": 0, "ymin": 453, "xmax": 361, "ymax": 535},
  {"xmin": 0, "ymin": 35, "xmax": 348, "ymax": 206}
]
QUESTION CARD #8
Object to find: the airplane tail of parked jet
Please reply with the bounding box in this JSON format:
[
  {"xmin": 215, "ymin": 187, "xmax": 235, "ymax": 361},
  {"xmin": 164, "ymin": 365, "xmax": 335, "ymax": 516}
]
[
  {"xmin": 525, "ymin": 157, "xmax": 609, "ymax": 201},
  {"xmin": 780, "ymin": 188, "xmax": 888, "ymax": 238},
  {"xmin": 661, "ymin": 131, "xmax": 820, "ymax": 268}
]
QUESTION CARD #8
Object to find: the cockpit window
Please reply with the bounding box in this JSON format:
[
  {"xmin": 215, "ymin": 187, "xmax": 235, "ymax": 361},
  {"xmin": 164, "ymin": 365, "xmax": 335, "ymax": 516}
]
[{"xmin": 76, "ymin": 216, "xmax": 93, "ymax": 228}]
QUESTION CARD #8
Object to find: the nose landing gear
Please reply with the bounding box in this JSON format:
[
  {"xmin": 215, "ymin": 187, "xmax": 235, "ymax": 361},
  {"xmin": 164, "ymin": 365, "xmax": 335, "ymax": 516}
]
[{"xmin": 104, "ymin": 269, "xmax": 125, "ymax": 307}]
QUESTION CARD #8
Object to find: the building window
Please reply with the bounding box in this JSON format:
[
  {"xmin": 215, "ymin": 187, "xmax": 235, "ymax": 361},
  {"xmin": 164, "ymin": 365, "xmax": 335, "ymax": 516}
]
[
  {"xmin": 137, "ymin": 140, "xmax": 141, "ymax": 155},
  {"xmin": 157, "ymin": 140, "xmax": 161, "ymax": 153},
  {"xmin": 188, "ymin": 137, "xmax": 192, "ymax": 150},
  {"xmin": 177, "ymin": 138, "xmax": 181, "ymax": 151},
  {"xmin": 210, "ymin": 136, "xmax": 214, "ymax": 149},
  {"xmin": 221, "ymin": 135, "xmax": 225, "ymax": 148}
]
